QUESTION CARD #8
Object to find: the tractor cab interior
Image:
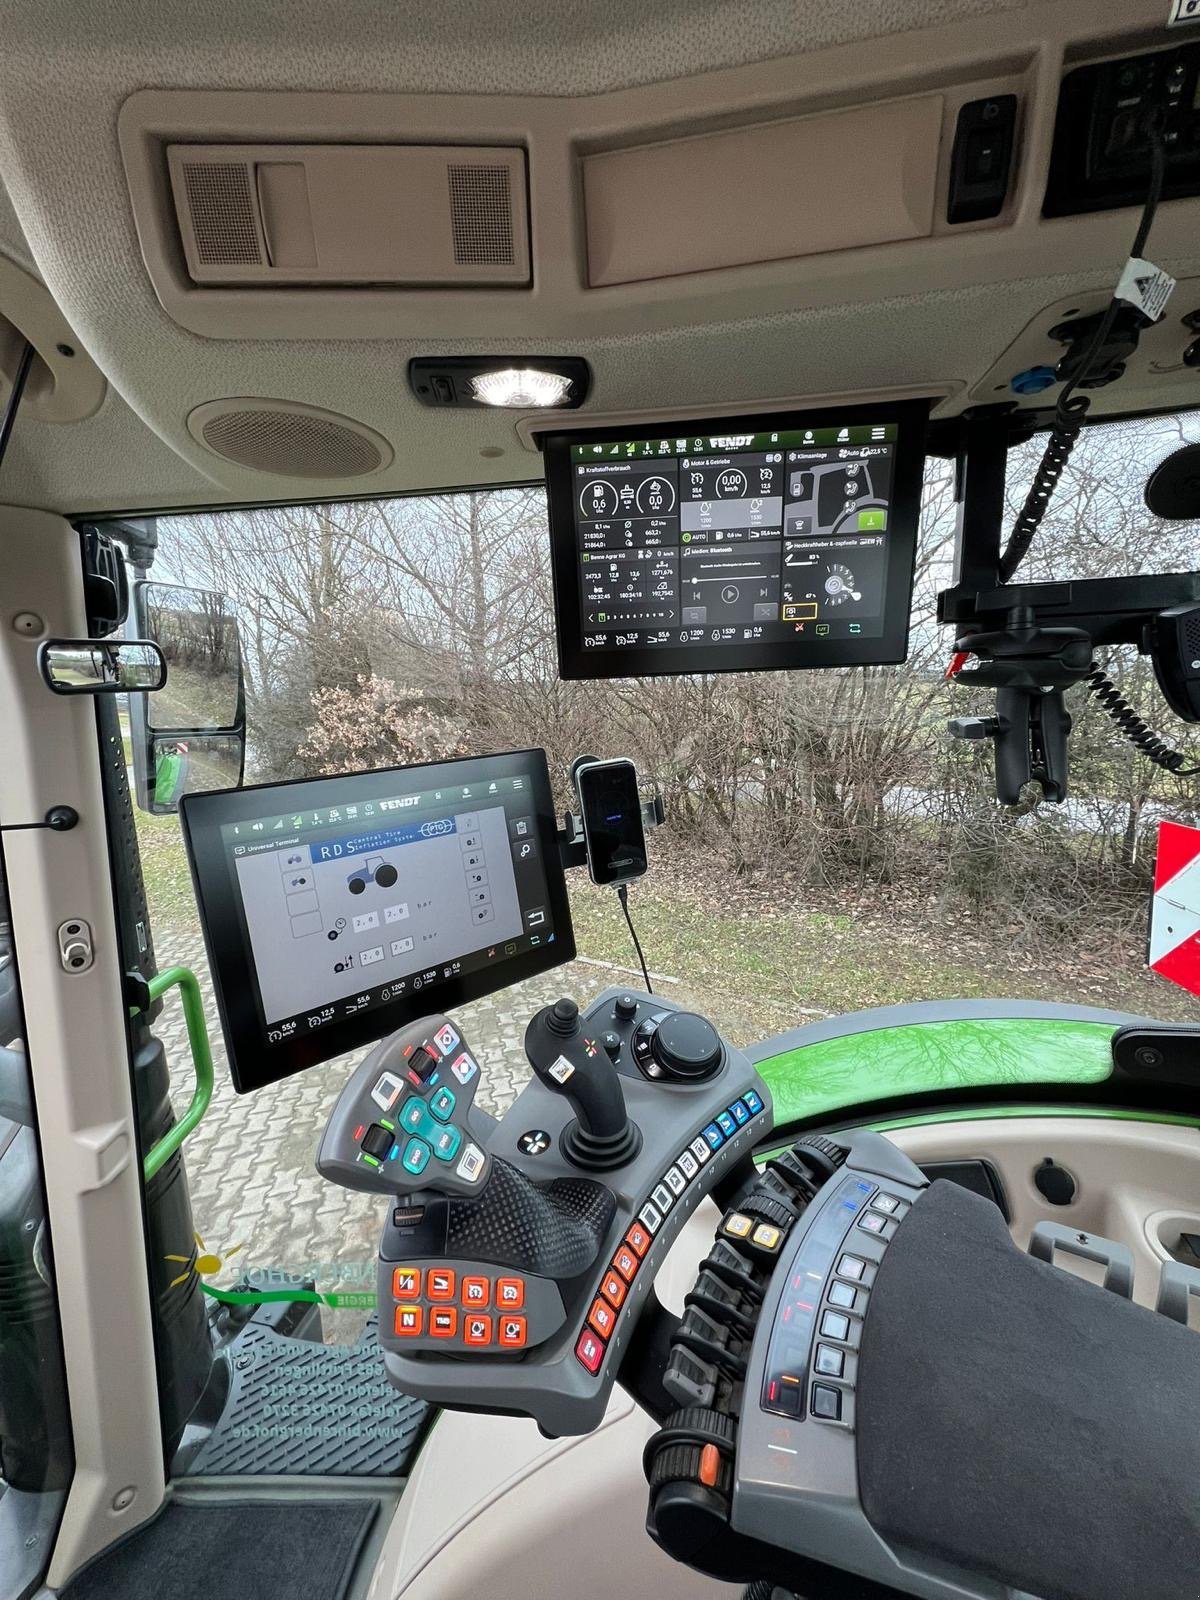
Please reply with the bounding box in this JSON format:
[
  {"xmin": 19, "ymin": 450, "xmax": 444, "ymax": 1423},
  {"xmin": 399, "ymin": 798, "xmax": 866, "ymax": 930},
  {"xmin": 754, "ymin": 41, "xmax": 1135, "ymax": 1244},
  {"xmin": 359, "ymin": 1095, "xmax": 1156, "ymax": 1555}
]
[{"xmin": 1, "ymin": 3, "xmax": 1200, "ymax": 1599}]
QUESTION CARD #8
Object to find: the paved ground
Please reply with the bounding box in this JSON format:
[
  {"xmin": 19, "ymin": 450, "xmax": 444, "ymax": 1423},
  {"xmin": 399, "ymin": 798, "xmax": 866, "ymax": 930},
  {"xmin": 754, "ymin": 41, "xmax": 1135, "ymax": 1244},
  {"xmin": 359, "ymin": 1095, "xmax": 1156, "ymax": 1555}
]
[{"xmin": 155, "ymin": 927, "xmax": 677, "ymax": 1342}]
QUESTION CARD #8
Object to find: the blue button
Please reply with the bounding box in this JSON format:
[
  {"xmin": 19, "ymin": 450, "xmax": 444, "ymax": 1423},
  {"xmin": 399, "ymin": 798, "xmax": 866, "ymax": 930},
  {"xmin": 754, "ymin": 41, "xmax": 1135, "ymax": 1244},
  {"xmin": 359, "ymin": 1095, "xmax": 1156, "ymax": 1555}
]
[
  {"xmin": 429, "ymin": 1086, "xmax": 457, "ymax": 1123},
  {"xmin": 401, "ymin": 1137, "xmax": 431, "ymax": 1175},
  {"xmin": 703, "ymin": 1122, "xmax": 724, "ymax": 1150},
  {"xmin": 743, "ymin": 1089, "xmax": 764, "ymax": 1116},
  {"xmin": 716, "ymin": 1111, "xmax": 737, "ymax": 1139},
  {"xmin": 431, "ymin": 1124, "xmax": 463, "ymax": 1163},
  {"xmin": 400, "ymin": 1096, "xmax": 432, "ymax": 1136},
  {"xmin": 730, "ymin": 1101, "xmax": 750, "ymax": 1127}
]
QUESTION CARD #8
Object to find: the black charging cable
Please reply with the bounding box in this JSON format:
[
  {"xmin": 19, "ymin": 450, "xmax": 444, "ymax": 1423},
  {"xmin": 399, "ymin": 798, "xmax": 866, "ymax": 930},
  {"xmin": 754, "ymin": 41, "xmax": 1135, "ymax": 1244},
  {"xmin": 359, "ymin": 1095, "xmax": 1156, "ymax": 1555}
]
[
  {"xmin": 998, "ymin": 120, "xmax": 1166, "ymax": 584},
  {"xmin": 1085, "ymin": 660, "xmax": 1200, "ymax": 777},
  {"xmin": 617, "ymin": 882, "xmax": 654, "ymax": 994}
]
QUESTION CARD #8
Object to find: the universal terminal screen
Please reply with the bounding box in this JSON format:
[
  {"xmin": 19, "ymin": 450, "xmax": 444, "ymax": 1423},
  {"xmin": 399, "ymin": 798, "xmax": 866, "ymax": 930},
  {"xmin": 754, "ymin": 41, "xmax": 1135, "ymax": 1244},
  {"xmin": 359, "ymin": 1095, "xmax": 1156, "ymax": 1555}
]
[
  {"xmin": 544, "ymin": 400, "xmax": 928, "ymax": 679},
  {"xmin": 181, "ymin": 749, "xmax": 574, "ymax": 1092}
]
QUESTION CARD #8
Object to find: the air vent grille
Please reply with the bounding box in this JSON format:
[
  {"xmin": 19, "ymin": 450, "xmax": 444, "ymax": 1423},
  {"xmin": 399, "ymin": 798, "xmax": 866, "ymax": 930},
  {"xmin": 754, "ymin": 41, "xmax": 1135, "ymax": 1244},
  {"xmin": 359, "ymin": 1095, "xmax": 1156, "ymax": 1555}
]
[
  {"xmin": 197, "ymin": 407, "xmax": 386, "ymax": 478},
  {"xmin": 447, "ymin": 164, "xmax": 515, "ymax": 266},
  {"xmin": 181, "ymin": 162, "xmax": 263, "ymax": 266}
]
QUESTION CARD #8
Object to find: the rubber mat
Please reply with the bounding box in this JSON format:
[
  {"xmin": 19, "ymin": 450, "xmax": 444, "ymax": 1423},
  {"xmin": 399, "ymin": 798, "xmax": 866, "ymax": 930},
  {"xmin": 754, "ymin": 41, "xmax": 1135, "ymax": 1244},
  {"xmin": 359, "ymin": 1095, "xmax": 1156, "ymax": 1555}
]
[
  {"xmin": 186, "ymin": 1318, "xmax": 431, "ymax": 1477},
  {"xmin": 62, "ymin": 1498, "xmax": 378, "ymax": 1600}
]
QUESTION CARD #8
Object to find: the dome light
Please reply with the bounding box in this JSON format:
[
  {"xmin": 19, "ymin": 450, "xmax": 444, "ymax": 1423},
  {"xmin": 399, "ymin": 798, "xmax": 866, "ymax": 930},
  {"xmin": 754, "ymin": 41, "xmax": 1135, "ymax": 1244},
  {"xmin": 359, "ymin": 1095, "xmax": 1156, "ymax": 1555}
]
[{"xmin": 469, "ymin": 368, "xmax": 575, "ymax": 409}]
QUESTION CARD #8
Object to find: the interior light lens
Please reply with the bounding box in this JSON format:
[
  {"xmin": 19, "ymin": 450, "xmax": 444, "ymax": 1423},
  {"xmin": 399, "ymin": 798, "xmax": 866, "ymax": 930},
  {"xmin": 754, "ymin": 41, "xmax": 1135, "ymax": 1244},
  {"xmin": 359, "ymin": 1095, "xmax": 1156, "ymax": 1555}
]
[{"xmin": 469, "ymin": 368, "xmax": 574, "ymax": 409}]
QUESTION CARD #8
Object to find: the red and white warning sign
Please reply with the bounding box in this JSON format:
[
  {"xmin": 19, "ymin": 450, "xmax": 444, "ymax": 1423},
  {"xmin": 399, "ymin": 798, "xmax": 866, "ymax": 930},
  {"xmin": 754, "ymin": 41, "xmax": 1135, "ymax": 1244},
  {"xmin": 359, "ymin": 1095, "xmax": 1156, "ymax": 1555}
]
[{"xmin": 1148, "ymin": 820, "xmax": 1200, "ymax": 996}]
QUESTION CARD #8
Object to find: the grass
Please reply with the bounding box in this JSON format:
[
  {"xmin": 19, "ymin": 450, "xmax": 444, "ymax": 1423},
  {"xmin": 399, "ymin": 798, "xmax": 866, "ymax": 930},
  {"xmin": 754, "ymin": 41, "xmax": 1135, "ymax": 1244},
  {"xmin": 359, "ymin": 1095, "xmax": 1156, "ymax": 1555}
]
[{"xmin": 135, "ymin": 811, "xmax": 1200, "ymax": 1040}]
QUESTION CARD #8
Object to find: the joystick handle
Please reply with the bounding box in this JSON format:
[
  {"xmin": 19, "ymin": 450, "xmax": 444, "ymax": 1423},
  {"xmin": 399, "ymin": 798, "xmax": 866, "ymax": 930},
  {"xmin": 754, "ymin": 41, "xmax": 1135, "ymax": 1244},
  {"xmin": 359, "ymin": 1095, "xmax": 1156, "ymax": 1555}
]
[{"xmin": 524, "ymin": 997, "xmax": 641, "ymax": 1170}]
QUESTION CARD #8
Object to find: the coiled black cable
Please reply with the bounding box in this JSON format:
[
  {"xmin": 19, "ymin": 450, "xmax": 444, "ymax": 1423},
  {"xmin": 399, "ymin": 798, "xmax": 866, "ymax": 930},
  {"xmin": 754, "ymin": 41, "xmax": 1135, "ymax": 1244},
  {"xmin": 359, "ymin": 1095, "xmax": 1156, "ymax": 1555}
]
[
  {"xmin": 1085, "ymin": 662, "xmax": 1200, "ymax": 777},
  {"xmin": 997, "ymin": 121, "xmax": 1166, "ymax": 585}
]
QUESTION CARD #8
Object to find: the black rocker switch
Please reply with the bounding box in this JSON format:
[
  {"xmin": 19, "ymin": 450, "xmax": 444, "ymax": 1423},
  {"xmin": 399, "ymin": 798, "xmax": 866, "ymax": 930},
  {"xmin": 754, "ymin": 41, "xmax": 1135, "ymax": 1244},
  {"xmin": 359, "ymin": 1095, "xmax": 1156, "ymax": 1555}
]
[
  {"xmin": 948, "ymin": 95, "xmax": 1017, "ymax": 224},
  {"xmin": 524, "ymin": 997, "xmax": 641, "ymax": 1170}
]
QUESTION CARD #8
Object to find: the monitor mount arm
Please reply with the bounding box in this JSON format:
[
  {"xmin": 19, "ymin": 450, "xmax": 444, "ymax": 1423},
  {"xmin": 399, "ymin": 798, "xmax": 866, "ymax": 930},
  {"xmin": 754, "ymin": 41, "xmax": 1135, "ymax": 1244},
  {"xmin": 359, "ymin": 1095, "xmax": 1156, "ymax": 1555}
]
[{"xmin": 936, "ymin": 412, "xmax": 1200, "ymax": 805}]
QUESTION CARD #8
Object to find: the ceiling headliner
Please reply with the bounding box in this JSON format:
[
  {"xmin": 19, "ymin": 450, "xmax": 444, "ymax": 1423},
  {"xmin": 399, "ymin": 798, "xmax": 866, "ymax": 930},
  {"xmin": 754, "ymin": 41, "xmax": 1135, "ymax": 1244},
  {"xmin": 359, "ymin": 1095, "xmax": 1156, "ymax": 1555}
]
[{"xmin": 1, "ymin": 0, "xmax": 1198, "ymax": 517}]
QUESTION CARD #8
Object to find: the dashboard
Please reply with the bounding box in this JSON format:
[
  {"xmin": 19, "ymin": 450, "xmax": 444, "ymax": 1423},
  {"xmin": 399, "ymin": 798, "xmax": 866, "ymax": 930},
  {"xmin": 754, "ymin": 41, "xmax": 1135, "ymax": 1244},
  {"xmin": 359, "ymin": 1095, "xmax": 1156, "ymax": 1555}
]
[{"xmin": 544, "ymin": 401, "xmax": 928, "ymax": 680}]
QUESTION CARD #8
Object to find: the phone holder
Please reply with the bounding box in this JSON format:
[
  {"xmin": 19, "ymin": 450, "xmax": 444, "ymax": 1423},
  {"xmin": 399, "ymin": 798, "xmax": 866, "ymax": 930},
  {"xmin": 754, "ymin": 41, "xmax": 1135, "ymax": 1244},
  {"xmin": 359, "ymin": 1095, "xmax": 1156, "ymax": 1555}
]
[{"xmin": 557, "ymin": 753, "xmax": 665, "ymax": 871}]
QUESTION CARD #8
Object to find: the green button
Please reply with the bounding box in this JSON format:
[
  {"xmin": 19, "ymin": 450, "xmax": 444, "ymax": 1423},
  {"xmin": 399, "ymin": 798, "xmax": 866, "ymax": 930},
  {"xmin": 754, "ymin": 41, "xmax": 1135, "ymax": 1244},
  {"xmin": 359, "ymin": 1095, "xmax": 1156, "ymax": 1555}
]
[
  {"xmin": 429, "ymin": 1086, "xmax": 457, "ymax": 1123},
  {"xmin": 857, "ymin": 509, "xmax": 886, "ymax": 532},
  {"xmin": 432, "ymin": 1125, "xmax": 463, "ymax": 1163},
  {"xmin": 400, "ymin": 1096, "xmax": 434, "ymax": 1137},
  {"xmin": 401, "ymin": 1138, "xmax": 431, "ymax": 1176}
]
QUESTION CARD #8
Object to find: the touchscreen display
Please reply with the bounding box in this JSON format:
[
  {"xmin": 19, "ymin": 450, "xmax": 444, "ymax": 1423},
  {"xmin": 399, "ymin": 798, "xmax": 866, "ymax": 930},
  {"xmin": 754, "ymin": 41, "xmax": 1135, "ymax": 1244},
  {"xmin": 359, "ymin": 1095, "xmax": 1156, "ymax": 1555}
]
[
  {"xmin": 181, "ymin": 749, "xmax": 573, "ymax": 1092},
  {"xmin": 544, "ymin": 401, "xmax": 927, "ymax": 679}
]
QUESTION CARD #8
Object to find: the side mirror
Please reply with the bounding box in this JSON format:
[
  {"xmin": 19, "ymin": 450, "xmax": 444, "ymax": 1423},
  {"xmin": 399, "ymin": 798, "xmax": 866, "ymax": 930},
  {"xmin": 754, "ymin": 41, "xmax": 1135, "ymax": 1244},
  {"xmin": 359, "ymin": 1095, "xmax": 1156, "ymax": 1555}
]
[
  {"xmin": 38, "ymin": 638, "xmax": 167, "ymax": 695},
  {"xmin": 129, "ymin": 581, "xmax": 247, "ymax": 814}
]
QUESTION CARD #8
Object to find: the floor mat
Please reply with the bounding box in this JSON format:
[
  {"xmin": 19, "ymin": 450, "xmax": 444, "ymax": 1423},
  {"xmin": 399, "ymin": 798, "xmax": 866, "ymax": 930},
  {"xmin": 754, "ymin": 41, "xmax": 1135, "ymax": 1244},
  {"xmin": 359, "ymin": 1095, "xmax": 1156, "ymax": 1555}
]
[
  {"xmin": 184, "ymin": 1317, "xmax": 431, "ymax": 1476},
  {"xmin": 61, "ymin": 1498, "xmax": 378, "ymax": 1600}
]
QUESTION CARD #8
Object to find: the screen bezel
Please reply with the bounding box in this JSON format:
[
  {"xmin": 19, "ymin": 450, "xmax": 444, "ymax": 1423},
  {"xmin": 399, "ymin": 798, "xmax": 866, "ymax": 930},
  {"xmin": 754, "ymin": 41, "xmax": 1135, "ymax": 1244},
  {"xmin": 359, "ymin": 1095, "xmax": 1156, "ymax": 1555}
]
[
  {"xmin": 543, "ymin": 398, "xmax": 930, "ymax": 681},
  {"xmin": 180, "ymin": 748, "xmax": 576, "ymax": 1094}
]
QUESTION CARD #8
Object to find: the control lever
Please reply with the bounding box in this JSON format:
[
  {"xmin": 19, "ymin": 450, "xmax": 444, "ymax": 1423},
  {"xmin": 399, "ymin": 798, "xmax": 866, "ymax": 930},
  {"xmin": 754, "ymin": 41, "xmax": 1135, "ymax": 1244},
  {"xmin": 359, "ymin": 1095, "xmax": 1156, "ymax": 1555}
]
[{"xmin": 524, "ymin": 996, "xmax": 641, "ymax": 1170}]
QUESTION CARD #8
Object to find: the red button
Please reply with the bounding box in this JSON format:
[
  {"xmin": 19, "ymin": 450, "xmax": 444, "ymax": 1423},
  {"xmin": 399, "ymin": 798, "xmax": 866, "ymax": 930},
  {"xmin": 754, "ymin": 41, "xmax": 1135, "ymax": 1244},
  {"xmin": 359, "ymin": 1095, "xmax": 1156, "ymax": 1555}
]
[
  {"xmin": 394, "ymin": 1305, "xmax": 423, "ymax": 1337},
  {"xmin": 588, "ymin": 1297, "xmax": 616, "ymax": 1339},
  {"xmin": 498, "ymin": 1315, "xmax": 527, "ymax": 1348},
  {"xmin": 462, "ymin": 1276, "xmax": 490, "ymax": 1308},
  {"xmin": 625, "ymin": 1223, "xmax": 651, "ymax": 1259},
  {"xmin": 496, "ymin": 1277, "xmax": 525, "ymax": 1309},
  {"xmin": 392, "ymin": 1267, "xmax": 421, "ymax": 1300},
  {"xmin": 427, "ymin": 1269, "xmax": 456, "ymax": 1301},
  {"xmin": 575, "ymin": 1329, "xmax": 605, "ymax": 1374},
  {"xmin": 699, "ymin": 1443, "xmax": 721, "ymax": 1487},
  {"xmin": 464, "ymin": 1313, "xmax": 493, "ymax": 1345},
  {"xmin": 613, "ymin": 1245, "xmax": 639, "ymax": 1283},
  {"xmin": 601, "ymin": 1270, "xmax": 627, "ymax": 1309},
  {"xmin": 430, "ymin": 1307, "xmax": 458, "ymax": 1339}
]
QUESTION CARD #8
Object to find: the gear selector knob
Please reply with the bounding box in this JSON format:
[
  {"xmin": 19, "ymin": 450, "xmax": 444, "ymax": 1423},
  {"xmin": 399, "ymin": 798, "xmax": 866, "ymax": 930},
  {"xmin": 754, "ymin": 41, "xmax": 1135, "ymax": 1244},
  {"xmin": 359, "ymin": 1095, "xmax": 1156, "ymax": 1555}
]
[{"xmin": 525, "ymin": 996, "xmax": 641, "ymax": 1170}]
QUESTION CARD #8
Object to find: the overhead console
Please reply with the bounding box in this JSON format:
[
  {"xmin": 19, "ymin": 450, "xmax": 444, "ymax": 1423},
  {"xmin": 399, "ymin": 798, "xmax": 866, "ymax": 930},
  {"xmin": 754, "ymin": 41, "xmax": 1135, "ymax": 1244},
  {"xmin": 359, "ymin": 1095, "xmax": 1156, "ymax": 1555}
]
[{"xmin": 544, "ymin": 401, "xmax": 928, "ymax": 678}]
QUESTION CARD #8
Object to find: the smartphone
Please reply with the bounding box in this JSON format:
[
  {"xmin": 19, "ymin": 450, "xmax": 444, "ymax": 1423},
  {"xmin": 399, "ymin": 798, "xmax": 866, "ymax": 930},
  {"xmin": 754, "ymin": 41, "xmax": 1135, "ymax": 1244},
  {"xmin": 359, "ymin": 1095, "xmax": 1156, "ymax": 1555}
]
[{"xmin": 576, "ymin": 758, "xmax": 648, "ymax": 887}]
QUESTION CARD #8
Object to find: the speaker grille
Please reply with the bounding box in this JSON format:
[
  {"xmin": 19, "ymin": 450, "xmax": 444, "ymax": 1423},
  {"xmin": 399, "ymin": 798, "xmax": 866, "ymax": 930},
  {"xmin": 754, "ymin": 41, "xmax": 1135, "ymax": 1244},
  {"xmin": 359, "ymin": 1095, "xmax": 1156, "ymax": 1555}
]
[
  {"xmin": 447, "ymin": 164, "xmax": 515, "ymax": 266},
  {"xmin": 181, "ymin": 162, "xmax": 263, "ymax": 266},
  {"xmin": 198, "ymin": 408, "xmax": 385, "ymax": 478}
]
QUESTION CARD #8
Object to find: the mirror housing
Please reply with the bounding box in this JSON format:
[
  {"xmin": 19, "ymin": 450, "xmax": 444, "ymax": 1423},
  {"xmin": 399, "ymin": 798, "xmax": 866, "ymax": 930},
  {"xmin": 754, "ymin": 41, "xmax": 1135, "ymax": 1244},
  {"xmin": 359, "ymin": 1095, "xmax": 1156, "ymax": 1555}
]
[
  {"xmin": 38, "ymin": 638, "xmax": 166, "ymax": 695},
  {"xmin": 129, "ymin": 581, "xmax": 247, "ymax": 814}
]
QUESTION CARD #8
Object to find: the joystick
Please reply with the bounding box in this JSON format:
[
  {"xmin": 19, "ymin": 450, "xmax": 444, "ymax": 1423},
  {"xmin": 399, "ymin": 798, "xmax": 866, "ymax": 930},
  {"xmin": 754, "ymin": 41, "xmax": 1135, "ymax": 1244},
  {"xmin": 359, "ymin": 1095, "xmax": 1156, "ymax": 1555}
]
[{"xmin": 525, "ymin": 996, "xmax": 642, "ymax": 1170}]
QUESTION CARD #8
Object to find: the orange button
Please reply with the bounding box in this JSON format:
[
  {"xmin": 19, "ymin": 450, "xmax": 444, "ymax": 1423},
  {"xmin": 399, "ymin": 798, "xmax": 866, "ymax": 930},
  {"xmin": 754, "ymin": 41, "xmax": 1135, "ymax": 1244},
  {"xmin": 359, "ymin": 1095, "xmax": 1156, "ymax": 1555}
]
[
  {"xmin": 430, "ymin": 1307, "xmax": 458, "ymax": 1339},
  {"xmin": 498, "ymin": 1314, "xmax": 527, "ymax": 1348},
  {"xmin": 613, "ymin": 1245, "xmax": 639, "ymax": 1283},
  {"xmin": 699, "ymin": 1443, "xmax": 721, "ymax": 1488},
  {"xmin": 427, "ymin": 1269, "xmax": 456, "ymax": 1301},
  {"xmin": 625, "ymin": 1223, "xmax": 651, "ymax": 1259},
  {"xmin": 496, "ymin": 1277, "xmax": 525, "ymax": 1310},
  {"xmin": 601, "ymin": 1270, "xmax": 627, "ymax": 1309},
  {"xmin": 394, "ymin": 1304, "xmax": 424, "ymax": 1337},
  {"xmin": 588, "ymin": 1297, "xmax": 616, "ymax": 1339},
  {"xmin": 462, "ymin": 1276, "xmax": 490, "ymax": 1308},
  {"xmin": 392, "ymin": 1267, "xmax": 422, "ymax": 1301},
  {"xmin": 464, "ymin": 1313, "xmax": 493, "ymax": 1345}
]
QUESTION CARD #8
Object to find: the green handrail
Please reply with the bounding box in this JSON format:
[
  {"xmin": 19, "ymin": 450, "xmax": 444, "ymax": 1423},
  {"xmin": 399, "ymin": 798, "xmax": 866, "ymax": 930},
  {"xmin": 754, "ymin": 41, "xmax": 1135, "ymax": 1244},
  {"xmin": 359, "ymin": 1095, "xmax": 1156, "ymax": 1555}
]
[{"xmin": 136, "ymin": 966, "xmax": 214, "ymax": 1181}]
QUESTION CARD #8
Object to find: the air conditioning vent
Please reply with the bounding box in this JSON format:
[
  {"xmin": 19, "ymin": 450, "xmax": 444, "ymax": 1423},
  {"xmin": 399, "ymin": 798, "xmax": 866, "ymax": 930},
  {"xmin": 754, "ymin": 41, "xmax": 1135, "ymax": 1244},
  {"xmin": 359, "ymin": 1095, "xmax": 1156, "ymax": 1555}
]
[
  {"xmin": 180, "ymin": 161, "xmax": 264, "ymax": 266},
  {"xmin": 448, "ymin": 164, "xmax": 515, "ymax": 266},
  {"xmin": 187, "ymin": 399, "xmax": 393, "ymax": 479},
  {"xmin": 166, "ymin": 143, "xmax": 530, "ymax": 287}
]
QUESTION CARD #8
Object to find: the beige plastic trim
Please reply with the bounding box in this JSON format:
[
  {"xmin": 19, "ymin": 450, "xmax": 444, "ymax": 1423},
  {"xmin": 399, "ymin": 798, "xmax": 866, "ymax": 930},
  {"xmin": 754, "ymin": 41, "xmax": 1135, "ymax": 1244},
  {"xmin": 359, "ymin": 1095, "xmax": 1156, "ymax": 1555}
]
[
  {"xmin": 114, "ymin": 1, "xmax": 1196, "ymax": 346},
  {"xmin": 888, "ymin": 1114, "xmax": 1200, "ymax": 1308},
  {"xmin": 584, "ymin": 95, "xmax": 944, "ymax": 288},
  {"xmin": 0, "ymin": 507, "xmax": 165, "ymax": 1584},
  {"xmin": 968, "ymin": 273, "xmax": 1200, "ymax": 407},
  {"xmin": 0, "ymin": 257, "xmax": 106, "ymax": 423},
  {"xmin": 166, "ymin": 143, "xmax": 530, "ymax": 287}
]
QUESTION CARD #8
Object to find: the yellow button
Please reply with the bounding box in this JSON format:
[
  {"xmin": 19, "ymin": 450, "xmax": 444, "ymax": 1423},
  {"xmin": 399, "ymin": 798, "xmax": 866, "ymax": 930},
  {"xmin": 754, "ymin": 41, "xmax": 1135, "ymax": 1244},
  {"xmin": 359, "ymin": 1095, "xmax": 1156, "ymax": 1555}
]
[
  {"xmin": 724, "ymin": 1213, "xmax": 753, "ymax": 1239},
  {"xmin": 752, "ymin": 1224, "xmax": 782, "ymax": 1249}
]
